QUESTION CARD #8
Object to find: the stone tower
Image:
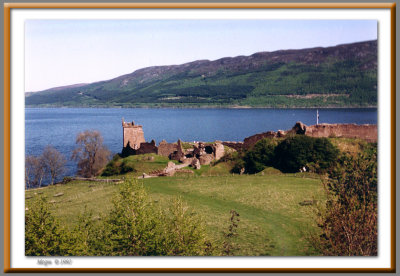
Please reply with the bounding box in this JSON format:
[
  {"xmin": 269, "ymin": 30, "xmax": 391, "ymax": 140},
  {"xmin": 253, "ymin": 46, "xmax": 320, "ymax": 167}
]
[{"xmin": 122, "ymin": 118, "xmax": 145, "ymax": 150}]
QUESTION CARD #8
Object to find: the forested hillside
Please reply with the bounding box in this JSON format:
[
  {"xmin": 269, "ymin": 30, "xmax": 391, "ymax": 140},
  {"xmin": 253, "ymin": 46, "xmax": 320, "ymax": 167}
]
[{"xmin": 26, "ymin": 40, "xmax": 377, "ymax": 108}]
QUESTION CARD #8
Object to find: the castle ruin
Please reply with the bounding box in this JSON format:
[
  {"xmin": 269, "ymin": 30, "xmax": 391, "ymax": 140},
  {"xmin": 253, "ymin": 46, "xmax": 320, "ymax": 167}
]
[
  {"xmin": 121, "ymin": 118, "xmax": 377, "ymax": 172},
  {"xmin": 121, "ymin": 118, "xmax": 225, "ymax": 169}
]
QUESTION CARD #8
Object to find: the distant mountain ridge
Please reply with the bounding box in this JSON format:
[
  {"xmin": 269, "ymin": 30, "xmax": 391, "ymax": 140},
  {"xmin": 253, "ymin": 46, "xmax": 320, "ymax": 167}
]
[{"xmin": 26, "ymin": 40, "xmax": 377, "ymax": 108}]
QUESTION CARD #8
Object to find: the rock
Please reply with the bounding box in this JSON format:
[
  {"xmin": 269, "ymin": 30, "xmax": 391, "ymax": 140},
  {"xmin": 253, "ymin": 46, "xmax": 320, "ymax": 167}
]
[
  {"xmin": 213, "ymin": 142, "xmax": 225, "ymax": 160},
  {"xmin": 182, "ymin": 157, "xmax": 194, "ymax": 165},
  {"xmin": 199, "ymin": 154, "xmax": 214, "ymax": 165},
  {"xmin": 191, "ymin": 158, "xmax": 201, "ymax": 170},
  {"xmin": 163, "ymin": 161, "xmax": 177, "ymax": 176},
  {"xmin": 277, "ymin": 130, "xmax": 286, "ymax": 137},
  {"xmin": 142, "ymin": 173, "xmax": 149, "ymax": 178},
  {"xmin": 292, "ymin": 121, "xmax": 307, "ymax": 134}
]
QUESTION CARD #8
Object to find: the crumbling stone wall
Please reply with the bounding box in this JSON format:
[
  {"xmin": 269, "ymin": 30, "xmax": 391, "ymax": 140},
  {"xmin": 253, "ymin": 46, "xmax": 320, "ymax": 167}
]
[
  {"xmin": 137, "ymin": 140, "xmax": 158, "ymax": 155},
  {"xmin": 222, "ymin": 142, "xmax": 244, "ymax": 151},
  {"xmin": 241, "ymin": 121, "xmax": 377, "ymax": 150},
  {"xmin": 157, "ymin": 140, "xmax": 178, "ymax": 157},
  {"xmin": 243, "ymin": 131, "xmax": 277, "ymax": 149},
  {"xmin": 303, "ymin": 123, "xmax": 377, "ymax": 142},
  {"xmin": 170, "ymin": 140, "xmax": 185, "ymax": 161}
]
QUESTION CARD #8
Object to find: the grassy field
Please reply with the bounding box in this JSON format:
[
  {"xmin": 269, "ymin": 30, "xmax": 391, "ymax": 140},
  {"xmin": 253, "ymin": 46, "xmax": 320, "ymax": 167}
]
[{"xmin": 26, "ymin": 161, "xmax": 325, "ymax": 256}]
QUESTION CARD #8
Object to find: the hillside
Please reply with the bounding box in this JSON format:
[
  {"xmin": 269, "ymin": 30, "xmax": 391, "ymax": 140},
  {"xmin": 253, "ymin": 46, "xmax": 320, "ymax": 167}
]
[{"xmin": 25, "ymin": 40, "xmax": 377, "ymax": 108}]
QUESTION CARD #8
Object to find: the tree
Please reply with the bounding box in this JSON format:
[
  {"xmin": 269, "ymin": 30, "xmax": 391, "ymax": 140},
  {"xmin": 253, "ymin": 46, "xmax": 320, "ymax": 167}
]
[
  {"xmin": 72, "ymin": 130, "xmax": 111, "ymax": 177},
  {"xmin": 25, "ymin": 155, "xmax": 45, "ymax": 189},
  {"xmin": 41, "ymin": 145, "xmax": 66, "ymax": 185},
  {"xmin": 315, "ymin": 145, "xmax": 377, "ymax": 256}
]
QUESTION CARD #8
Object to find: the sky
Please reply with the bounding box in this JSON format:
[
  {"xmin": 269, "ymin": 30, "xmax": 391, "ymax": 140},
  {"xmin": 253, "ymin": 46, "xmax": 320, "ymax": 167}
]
[{"xmin": 25, "ymin": 19, "xmax": 377, "ymax": 92}]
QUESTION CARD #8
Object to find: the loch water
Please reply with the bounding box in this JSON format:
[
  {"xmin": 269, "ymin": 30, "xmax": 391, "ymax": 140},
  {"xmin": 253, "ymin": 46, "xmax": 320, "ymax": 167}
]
[{"xmin": 25, "ymin": 107, "xmax": 377, "ymax": 183}]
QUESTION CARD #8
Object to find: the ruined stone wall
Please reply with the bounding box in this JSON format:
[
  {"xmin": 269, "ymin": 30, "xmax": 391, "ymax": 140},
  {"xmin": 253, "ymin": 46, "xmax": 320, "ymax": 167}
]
[
  {"xmin": 304, "ymin": 123, "xmax": 377, "ymax": 142},
  {"xmin": 157, "ymin": 140, "xmax": 178, "ymax": 157},
  {"xmin": 243, "ymin": 131, "xmax": 277, "ymax": 149},
  {"xmin": 240, "ymin": 122, "xmax": 377, "ymax": 150},
  {"xmin": 136, "ymin": 140, "xmax": 158, "ymax": 155},
  {"xmin": 222, "ymin": 142, "xmax": 244, "ymax": 151}
]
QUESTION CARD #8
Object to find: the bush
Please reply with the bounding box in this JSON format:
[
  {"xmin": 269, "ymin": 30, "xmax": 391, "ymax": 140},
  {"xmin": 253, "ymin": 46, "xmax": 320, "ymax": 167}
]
[
  {"xmin": 26, "ymin": 180, "xmax": 216, "ymax": 256},
  {"xmin": 101, "ymin": 160, "xmax": 120, "ymax": 176},
  {"xmin": 101, "ymin": 157, "xmax": 136, "ymax": 176},
  {"xmin": 25, "ymin": 197, "xmax": 69, "ymax": 256},
  {"xmin": 274, "ymin": 135, "xmax": 338, "ymax": 173},
  {"xmin": 243, "ymin": 138, "xmax": 277, "ymax": 174},
  {"xmin": 315, "ymin": 145, "xmax": 377, "ymax": 256}
]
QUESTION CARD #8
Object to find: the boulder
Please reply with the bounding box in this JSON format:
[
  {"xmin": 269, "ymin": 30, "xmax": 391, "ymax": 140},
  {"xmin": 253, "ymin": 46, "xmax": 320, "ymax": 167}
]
[
  {"xmin": 292, "ymin": 121, "xmax": 307, "ymax": 134},
  {"xmin": 190, "ymin": 158, "xmax": 201, "ymax": 170},
  {"xmin": 277, "ymin": 130, "xmax": 286, "ymax": 137},
  {"xmin": 163, "ymin": 161, "xmax": 177, "ymax": 176},
  {"xmin": 199, "ymin": 154, "xmax": 214, "ymax": 165},
  {"xmin": 213, "ymin": 142, "xmax": 225, "ymax": 160}
]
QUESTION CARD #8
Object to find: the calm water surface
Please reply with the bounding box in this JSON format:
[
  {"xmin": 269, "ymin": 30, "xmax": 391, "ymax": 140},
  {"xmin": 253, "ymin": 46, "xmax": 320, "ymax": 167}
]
[{"xmin": 25, "ymin": 107, "xmax": 377, "ymax": 182}]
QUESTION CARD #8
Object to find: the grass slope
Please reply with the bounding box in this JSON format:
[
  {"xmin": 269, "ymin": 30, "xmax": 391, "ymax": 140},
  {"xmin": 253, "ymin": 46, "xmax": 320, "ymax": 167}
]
[{"xmin": 26, "ymin": 171, "xmax": 325, "ymax": 256}]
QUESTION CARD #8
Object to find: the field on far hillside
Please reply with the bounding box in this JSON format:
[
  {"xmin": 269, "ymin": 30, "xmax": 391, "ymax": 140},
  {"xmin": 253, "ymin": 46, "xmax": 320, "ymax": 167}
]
[{"xmin": 26, "ymin": 163, "xmax": 325, "ymax": 256}]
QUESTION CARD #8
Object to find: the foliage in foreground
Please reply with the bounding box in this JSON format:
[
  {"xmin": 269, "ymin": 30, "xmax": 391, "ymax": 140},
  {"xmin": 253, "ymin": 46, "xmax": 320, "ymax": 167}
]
[
  {"xmin": 25, "ymin": 180, "xmax": 217, "ymax": 256},
  {"xmin": 315, "ymin": 144, "xmax": 377, "ymax": 256}
]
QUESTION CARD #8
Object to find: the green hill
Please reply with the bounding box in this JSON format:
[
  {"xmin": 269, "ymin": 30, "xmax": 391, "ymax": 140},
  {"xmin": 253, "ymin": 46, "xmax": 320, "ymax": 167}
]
[{"xmin": 25, "ymin": 40, "xmax": 377, "ymax": 108}]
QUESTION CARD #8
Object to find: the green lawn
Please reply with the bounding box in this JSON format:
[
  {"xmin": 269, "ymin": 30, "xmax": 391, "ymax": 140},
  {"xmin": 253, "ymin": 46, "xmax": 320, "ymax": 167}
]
[{"xmin": 26, "ymin": 171, "xmax": 325, "ymax": 256}]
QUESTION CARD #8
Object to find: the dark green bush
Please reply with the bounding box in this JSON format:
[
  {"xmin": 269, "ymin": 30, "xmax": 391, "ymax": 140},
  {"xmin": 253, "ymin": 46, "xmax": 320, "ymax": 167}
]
[
  {"xmin": 243, "ymin": 138, "xmax": 277, "ymax": 174},
  {"xmin": 274, "ymin": 135, "xmax": 338, "ymax": 173},
  {"xmin": 101, "ymin": 160, "xmax": 120, "ymax": 176},
  {"xmin": 119, "ymin": 159, "xmax": 135, "ymax": 174},
  {"xmin": 101, "ymin": 157, "xmax": 136, "ymax": 176}
]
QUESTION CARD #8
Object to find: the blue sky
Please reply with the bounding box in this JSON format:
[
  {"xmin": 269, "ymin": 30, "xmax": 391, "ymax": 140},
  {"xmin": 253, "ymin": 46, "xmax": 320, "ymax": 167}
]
[{"xmin": 25, "ymin": 19, "xmax": 377, "ymax": 92}]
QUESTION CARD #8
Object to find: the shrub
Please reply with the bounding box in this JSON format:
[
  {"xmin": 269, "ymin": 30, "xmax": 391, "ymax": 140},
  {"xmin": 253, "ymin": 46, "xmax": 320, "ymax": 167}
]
[
  {"xmin": 101, "ymin": 160, "xmax": 120, "ymax": 176},
  {"xmin": 103, "ymin": 180, "xmax": 214, "ymax": 256},
  {"xmin": 315, "ymin": 145, "xmax": 377, "ymax": 256},
  {"xmin": 25, "ymin": 197, "xmax": 69, "ymax": 256},
  {"xmin": 119, "ymin": 159, "xmax": 135, "ymax": 174},
  {"xmin": 274, "ymin": 135, "xmax": 338, "ymax": 173},
  {"xmin": 159, "ymin": 198, "xmax": 216, "ymax": 256},
  {"xmin": 101, "ymin": 157, "xmax": 136, "ymax": 176},
  {"xmin": 243, "ymin": 138, "xmax": 277, "ymax": 174},
  {"xmin": 25, "ymin": 180, "xmax": 216, "ymax": 256}
]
